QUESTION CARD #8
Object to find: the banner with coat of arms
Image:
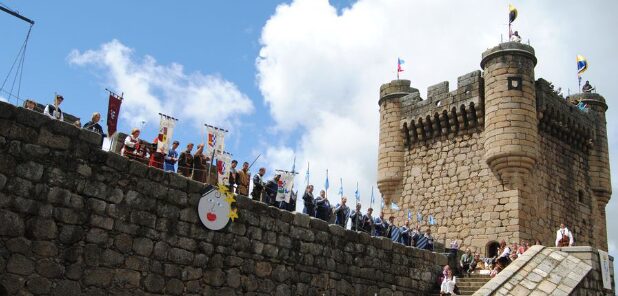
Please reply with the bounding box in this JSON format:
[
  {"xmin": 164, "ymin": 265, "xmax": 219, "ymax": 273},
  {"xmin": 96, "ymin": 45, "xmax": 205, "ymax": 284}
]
[
  {"xmin": 216, "ymin": 152, "xmax": 232, "ymax": 186},
  {"xmin": 276, "ymin": 172, "xmax": 295, "ymax": 203},
  {"xmin": 157, "ymin": 116, "xmax": 176, "ymax": 154},
  {"xmin": 206, "ymin": 126, "xmax": 225, "ymax": 156}
]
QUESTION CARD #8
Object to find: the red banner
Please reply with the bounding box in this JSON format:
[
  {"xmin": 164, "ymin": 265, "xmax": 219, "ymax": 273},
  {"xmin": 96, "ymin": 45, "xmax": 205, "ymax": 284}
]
[{"xmin": 107, "ymin": 94, "xmax": 122, "ymax": 137}]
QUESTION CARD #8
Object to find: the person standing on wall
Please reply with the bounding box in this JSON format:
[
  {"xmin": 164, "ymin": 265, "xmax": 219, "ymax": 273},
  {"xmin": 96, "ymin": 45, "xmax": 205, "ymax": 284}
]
[
  {"xmin": 555, "ymin": 223, "xmax": 574, "ymax": 247},
  {"xmin": 228, "ymin": 160, "xmax": 239, "ymax": 193},
  {"xmin": 83, "ymin": 112, "xmax": 107, "ymax": 146},
  {"xmin": 251, "ymin": 167, "xmax": 266, "ymax": 201},
  {"xmin": 333, "ymin": 196, "xmax": 350, "ymax": 228},
  {"xmin": 315, "ymin": 190, "xmax": 331, "ymax": 221},
  {"xmin": 302, "ymin": 185, "xmax": 316, "ymax": 217},
  {"xmin": 177, "ymin": 143, "xmax": 194, "ymax": 178},
  {"xmin": 43, "ymin": 94, "xmax": 64, "ymax": 121},
  {"xmin": 164, "ymin": 141, "xmax": 179, "ymax": 172},
  {"xmin": 237, "ymin": 162, "xmax": 251, "ymax": 196}
]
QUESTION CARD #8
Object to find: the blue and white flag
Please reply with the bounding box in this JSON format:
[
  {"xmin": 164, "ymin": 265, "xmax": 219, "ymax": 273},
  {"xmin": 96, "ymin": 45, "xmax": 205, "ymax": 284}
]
[
  {"xmin": 407, "ymin": 209, "xmax": 412, "ymax": 220},
  {"xmin": 338, "ymin": 178, "xmax": 343, "ymax": 197},
  {"xmin": 428, "ymin": 215, "xmax": 436, "ymax": 225},
  {"xmin": 354, "ymin": 182, "xmax": 360, "ymax": 202},
  {"xmin": 370, "ymin": 186, "xmax": 375, "ymax": 207},
  {"xmin": 304, "ymin": 162, "xmax": 310, "ymax": 186},
  {"xmin": 324, "ymin": 169, "xmax": 329, "ymax": 191},
  {"xmin": 391, "ymin": 201, "xmax": 400, "ymax": 211},
  {"xmin": 417, "ymin": 211, "xmax": 422, "ymax": 224}
]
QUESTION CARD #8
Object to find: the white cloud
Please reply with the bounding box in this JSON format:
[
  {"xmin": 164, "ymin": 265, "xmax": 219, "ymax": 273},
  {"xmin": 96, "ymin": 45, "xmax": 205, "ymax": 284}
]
[
  {"xmin": 257, "ymin": 0, "xmax": 618, "ymax": 263},
  {"xmin": 0, "ymin": 96, "xmax": 7, "ymax": 103},
  {"xmin": 67, "ymin": 39, "xmax": 254, "ymax": 130}
]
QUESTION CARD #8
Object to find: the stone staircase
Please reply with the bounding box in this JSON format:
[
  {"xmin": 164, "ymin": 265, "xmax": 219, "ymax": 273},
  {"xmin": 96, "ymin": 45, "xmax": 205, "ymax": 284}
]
[
  {"xmin": 431, "ymin": 273, "xmax": 491, "ymax": 296},
  {"xmin": 456, "ymin": 274, "xmax": 491, "ymax": 295}
]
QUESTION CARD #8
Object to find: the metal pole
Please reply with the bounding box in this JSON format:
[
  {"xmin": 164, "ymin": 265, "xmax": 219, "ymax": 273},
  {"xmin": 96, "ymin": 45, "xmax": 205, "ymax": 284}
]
[{"xmin": 0, "ymin": 5, "xmax": 35, "ymax": 24}]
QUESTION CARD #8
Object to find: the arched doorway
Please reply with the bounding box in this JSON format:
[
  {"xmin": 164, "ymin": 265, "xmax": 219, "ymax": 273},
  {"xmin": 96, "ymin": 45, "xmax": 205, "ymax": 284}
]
[{"xmin": 486, "ymin": 241, "xmax": 499, "ymax": 258}]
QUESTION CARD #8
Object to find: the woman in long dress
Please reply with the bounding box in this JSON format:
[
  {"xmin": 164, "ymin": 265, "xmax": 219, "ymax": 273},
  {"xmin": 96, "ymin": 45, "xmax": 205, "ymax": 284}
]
[{"xmin": 440, "ymin": 268, "xmax": 457, "ymax": 296}]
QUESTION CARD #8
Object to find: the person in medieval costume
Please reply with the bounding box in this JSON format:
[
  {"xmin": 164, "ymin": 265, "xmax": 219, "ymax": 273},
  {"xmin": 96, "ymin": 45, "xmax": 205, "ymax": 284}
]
[
  {"xmin": 373, "ymin": 211, "xmax": 388, "ymax": 237},
  {"xmin": 349, "ymin": 202, "xmax": 363, "ymax": 231},
  {"xmin": 43, "ymin": 94, "xmax": 64, "ymax": 121},
  {"xmin": 416, "ymin": 228, "xmax": 434, "ymax": 251},
  {"xmin": 237, "ymin": 162, "xmax": 251, "ymax": 196},
  {"xmin": 387, "ymin": 216, "xmax": 402, "ymax": 243},
  {"xmin": 228, "ymin": 160, "xmax": 239, "ymax": 193},
  {"xmin": 192, "ymin": 144, "xmax": 208, "ymax": 183},
  {"xmin": 302, "ymin": 185, "xmax": 316, "ymax": 216},
  {"xmin": 83, "ymin": 112, "xmax": 106, "ymax": 147},
  {"xmin": 251, "ymin": 167, "xmax": 266, "ymax": 201},
  {"xmin": 315, "ymin": 190, "xmax": 331, "ymax": 221},
  {"xmin": 264, "ymin": 174, "xmax": 280, "ymax": 206},
  {"xmin": 361, "ymin": 207, "xmax": 375, "ymax": 234},
  {"xmin": 177, "ymin": 143, "xmax": 194, "ymax": 177},
  {"xmin": 164, "ymin": 141, "xmax": 179, "ymax": 172},
  {"xmin": 555, "ymin": 223, "xmax": 574, "ymax": 247},
  {"xmin": 334, "ymin": 196, "xmax": 350, "ymax": 228},
  {"xmin": 121, "ymin": 128, "xmax": 140, "ymax": 157},
  {"xmin": 400, "ymin": 220, "xmax": 412, "ymax": 246},
  {"xmin": 148, "ymin": 137, "xmax": 165, "ymax": 169}
]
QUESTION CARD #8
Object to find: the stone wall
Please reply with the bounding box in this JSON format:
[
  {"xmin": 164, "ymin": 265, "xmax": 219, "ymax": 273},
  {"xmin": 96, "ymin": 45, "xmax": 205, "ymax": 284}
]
[{"xmin": 0, "ymin": 101, "xmax": 447, "ymax": 296}]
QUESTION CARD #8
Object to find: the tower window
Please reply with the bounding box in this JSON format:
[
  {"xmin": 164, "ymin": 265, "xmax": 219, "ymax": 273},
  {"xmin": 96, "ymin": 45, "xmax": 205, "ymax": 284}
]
[
  {"xmin": 578, "ymin": 190, "xmax": 584, "ymax": 203},
  {"xmin": 507, "ymin": 76, "xmax": 523, "ymax": 91}
]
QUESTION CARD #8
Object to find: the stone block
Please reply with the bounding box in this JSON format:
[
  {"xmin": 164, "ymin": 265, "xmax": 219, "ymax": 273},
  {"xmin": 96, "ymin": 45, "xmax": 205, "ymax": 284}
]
[
  {"xmin": 37, "ymin": 128, "xmax": 70, "ymax": 150},
  {"xmin": 0, "ymin": 209, "xmax": 25, "ymax": 236},
  {"xmin": 6, "ymin": 253, "xmax": 35, "ymax": 275},
  {"xmin": 51, "ymin": 280, "xmax": 81, "ymax": 296},
  {"xmin": 26, "ymin": 217, "xmax": 57, "ymax": 239}
]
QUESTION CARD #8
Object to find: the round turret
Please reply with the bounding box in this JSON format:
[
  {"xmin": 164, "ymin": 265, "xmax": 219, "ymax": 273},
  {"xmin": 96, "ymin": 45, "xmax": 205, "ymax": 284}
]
[
  {"xmin": 481, "ymin": 42, "xmax": 538, "ymax": 187},
  {"xmin": 377, "ymin": 79, "xmax": 414, "ymax": 204}
]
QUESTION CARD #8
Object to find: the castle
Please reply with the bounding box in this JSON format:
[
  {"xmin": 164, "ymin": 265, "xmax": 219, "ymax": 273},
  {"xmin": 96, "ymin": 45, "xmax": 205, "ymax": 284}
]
[{"xmin": 377, "ymin": 42, "xmax": 612, "ymax": 255}]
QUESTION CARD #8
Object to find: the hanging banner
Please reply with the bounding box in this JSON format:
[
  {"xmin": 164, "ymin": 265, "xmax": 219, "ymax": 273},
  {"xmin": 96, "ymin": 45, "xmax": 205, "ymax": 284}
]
[
  {"xmin": 276, "ymin": 172, "xmax": 295, "ymax": 203},
  {"xmin": 216, "ymin": 153, "xmax": 232, "ymax": 186},
  {"xmin": 157, "ymin": 116, "xmax": 176, "ymax": 154},
  {"xmin": 106, "ymin": 94, "xmax": 122, "ymax": 137},
  {"xmin": 598, "ymin": 250, "xmax": 611, "ymax": 290},
  {"xmin": 206, "ymin": 126, "xmax": 226, "ymax": 156}
]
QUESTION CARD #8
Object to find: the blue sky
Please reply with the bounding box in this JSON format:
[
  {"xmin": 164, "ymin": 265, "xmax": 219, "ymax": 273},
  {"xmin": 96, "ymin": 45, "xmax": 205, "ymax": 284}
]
[{"xmin": 2, "ymin": 1, "xmax": 618, "ymax": 263}]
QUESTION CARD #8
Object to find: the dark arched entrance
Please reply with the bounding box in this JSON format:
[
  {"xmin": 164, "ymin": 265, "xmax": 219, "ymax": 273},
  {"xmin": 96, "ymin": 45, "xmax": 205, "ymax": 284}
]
[{"xmin": 486, "ymin": 240, "xmax": 499, "ymax": 258}]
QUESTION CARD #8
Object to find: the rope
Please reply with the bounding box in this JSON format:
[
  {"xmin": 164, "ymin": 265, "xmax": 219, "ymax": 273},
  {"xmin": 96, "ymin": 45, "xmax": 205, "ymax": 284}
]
[{"xmin": 1, "ymin": 24, "xmax": 33, "ymax": 104}]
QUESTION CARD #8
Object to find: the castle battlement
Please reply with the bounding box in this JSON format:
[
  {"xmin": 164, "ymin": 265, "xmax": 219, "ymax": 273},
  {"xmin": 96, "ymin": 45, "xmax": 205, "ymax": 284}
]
[{"xmin": 377, "ymin": 41, "xmax": 612, "ymax": 254}]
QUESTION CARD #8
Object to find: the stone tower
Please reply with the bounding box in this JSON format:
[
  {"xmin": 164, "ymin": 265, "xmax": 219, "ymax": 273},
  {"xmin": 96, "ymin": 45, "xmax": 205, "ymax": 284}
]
[
  {"xmin": 480, "ymin": 43, "xmax": 538, "ymax": 188},
  {"xmin": 377, "ymin": 80, "xmax": 417, "ymax": 205},
  {"xmin": 377, "ymin": 42, "xmax": 612, "ymax": 254}
]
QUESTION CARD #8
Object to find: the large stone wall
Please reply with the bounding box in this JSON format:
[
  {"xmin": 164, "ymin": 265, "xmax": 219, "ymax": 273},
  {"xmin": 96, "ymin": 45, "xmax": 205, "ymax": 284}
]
[{"xmin": 0, "ymin": 101, "xmax": 447, "ymax": 296}]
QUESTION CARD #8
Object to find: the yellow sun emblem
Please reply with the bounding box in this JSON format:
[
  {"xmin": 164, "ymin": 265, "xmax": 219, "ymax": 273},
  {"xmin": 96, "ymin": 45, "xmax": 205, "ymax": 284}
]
[{"xmin": 228, "ymin": 208, "xmax": 238, "ymax": 222}]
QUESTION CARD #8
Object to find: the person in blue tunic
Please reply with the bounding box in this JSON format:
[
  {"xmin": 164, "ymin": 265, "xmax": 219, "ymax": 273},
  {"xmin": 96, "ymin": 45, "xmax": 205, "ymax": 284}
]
[
  {"xmin": 334, "ymin": 196, "xmax": 350, "ymax": 228},
  {"xmin": 264, "ymin": 174, "xmax": 280, "ymax": 206},
  {"xmin": 361, "ymin": 208, "xmax": 375, "ymax": 234},
  {"xmin": 315, "ymin": 190, "xmax": 331, "ymax": 221},
  {"xmin": 164, "ymin": 141, "xmax": 179, "ymax": 172},
  {"xmin": 416, "ymin": 227, "xmax": 434, "ymax": 251},
  {"xmin": 400, "ymin": 220, "xmax": 412, "ymax": 246},
  {"xmin": 373, "ymin": 211, "xmax": 389, "ymax": 237}
]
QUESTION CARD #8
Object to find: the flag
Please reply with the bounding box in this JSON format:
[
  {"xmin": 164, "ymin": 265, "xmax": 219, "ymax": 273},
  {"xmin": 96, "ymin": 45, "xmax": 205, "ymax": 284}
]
[
  {"xmin": 397, "ymin": 58, "xmax": 405, "ymax": 73},
  {"xmin": 276, "ymin": 172, "xmax": 295, "ymax": 203},
  {"xmin": 324, "ymin": 169, "xmax": 329, "ymax": 191},
  {"xmin": 291, "ymin": 155, "xmax": 296, "ymax": 173},
  {"xmin": 338, "ymin": 178, "xmax": 343, "ymax": 197},
  {"xmin": 417, "ymin": 211, "xmax": 422, "ymax": 224},
  {"xmin": 354, "ymin": 182, "xmax": 360, "ymax": 202},
  {"xmin": 304, "ymin": 162, "xmax": 310, "ymax": 186},
  {"xmin": 428, "ymin": 215, "xmax": 436, "ymax": 225},
  {"xmin": 407, "ymin": 209, "xmax": 412, "ymax": 220},
  {"xmin": 577, "ymin": 55, "xmax": 588, "ymax": 76},
  {"xmin": 391, "ymin": 201, "xmax": 400, "ymax": 211},
  {"xmin": 577, "ymin": 101, "xmax": 588, "ymax": 112},
  {"xmin": 216, "ymin": 152, "xmax": 232, "ymax": 186},
  {"xmin": 370, "ymin": 186, "xmax": 375, "ymax": 207},
  {"xmin": 106, "ymin": 94, "xmax": 122, "ymax": 137},
  {"xmin": 157, "ymin": 116, "xmax": 176, "ymax": 154},
  {"xmin": 509, "ymin": 4, "xmax": 518, "ymax": 24},
  {"xmin": 206, "ymin": 126, "xmax": 226, "ymax": 156}
]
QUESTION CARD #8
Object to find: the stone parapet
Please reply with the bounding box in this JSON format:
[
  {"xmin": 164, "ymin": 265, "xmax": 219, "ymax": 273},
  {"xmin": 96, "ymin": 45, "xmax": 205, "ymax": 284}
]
[
  {"xmin": 0, "ymin": 100, "xmax": 447, "ymax": 295},
  {"xmin": 473, "ymin": 246, "xmax": 615, "ymax": 296}
]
